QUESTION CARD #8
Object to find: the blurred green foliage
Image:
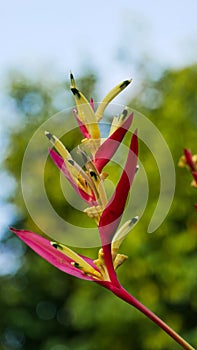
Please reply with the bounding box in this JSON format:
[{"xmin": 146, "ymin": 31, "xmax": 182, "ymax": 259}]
[{"xmin": 0, "ymin": 66, "xmax": 197, "ymax": 350}]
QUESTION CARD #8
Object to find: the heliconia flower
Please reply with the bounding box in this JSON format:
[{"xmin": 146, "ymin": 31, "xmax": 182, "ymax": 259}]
[
  {"xmin": 10, "ymin": 121, "xmax": 139, "ymax": 281},
  {"xmin": 179, "ymin": 148, "xmax": 197, "ymax": 211},
  {"xmin": 10, "ymin": 130, "xmax": 139, "ymax": 284},
  {"xmin": 10, "ymin": 76, "xmax": 195, "ymax": 350}
]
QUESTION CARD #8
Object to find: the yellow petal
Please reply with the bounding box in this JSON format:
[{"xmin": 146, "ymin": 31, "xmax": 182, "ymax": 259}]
[
  {"xmin": 178, "ymin": 155, "xmax": 187, "ymax": 168},
  {"xmin": 45, "ymin": 131, "xmax": 71, "ymax": 160},
  {"xmin": 191, "ymin": 179, "xmax": 197, "ymax": 188},
  {"xmin": 109, "ymin": 108, "xmax": 129, "ymax": 135},
  {"xmin": 45, "ymin": 131, "xmax": 93, "ymax": 194},
  {"xmin": 112, "ymin": 217, "xmax": 138, "ymax": 253},
  {"xmin": 113, "ymin": 254, "xmax": 128, "ymax": 270},
  {"xmin": 51, "ymin": 241, "xmax": 102, "ymax": 278},
  {"xmin": 95, "ymin": 79, "xmax": 132, "ymax": 122}
]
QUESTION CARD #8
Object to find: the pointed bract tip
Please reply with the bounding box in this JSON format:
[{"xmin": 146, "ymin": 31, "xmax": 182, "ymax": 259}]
[
  {"xmin": 135, "ymin": 165, "xmax": 139, "ymax": 173},
  {"xmin": 134, "ymin": 128, "xmax": 138, "ymax": 135},
  {"xmin": 9, "ymin": 226, "xmax": 17, "ymax": 232},
  {"xmin": 70, "ymin": 72, "xmax": 77, "ymax": 90}
]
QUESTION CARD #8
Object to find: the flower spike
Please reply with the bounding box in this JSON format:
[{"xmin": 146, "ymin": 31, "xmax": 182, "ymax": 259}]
[{"xmin": 10, "ymin": 75, "xmax": 195, "ymax": 350}]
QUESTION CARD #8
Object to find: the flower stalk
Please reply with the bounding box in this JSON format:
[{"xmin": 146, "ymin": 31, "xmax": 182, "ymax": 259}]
[{"xmin": 108, "ymin": 285, "xmax": 195, "ymax": 350}]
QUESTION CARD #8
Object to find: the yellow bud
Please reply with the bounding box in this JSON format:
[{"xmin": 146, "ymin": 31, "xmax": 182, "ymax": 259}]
[{"xmin": 113, "ymin": 254, "xmax": 128, "ymax": 270}]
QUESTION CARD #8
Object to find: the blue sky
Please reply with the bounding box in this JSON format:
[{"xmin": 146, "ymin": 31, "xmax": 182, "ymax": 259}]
[
  {"xmin": 1, "ymin": 0, "xmax": 197, "ymax": 87},
  {"xmin": 0, "ymin": 0, "xmax": 197, "ymax": 242}
]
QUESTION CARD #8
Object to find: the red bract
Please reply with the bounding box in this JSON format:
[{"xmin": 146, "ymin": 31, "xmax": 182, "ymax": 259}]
[
  {"xmin": 99, "ymin": 130, "xmax": 138, "ymax": 241},
  {"xmin": 72, "ymin": 108, "xmax": 91, "ymax": 139},
  {"xmin": 98, "ymin": 130, "xmax": 138, "ymax": 285},
  {"xmin": 94, "ymin": 112, "xmax": 133, "ymax": 172},
  {"xmin": 10, "ymin": 228, "xmax": 96, "ymax": 281}
]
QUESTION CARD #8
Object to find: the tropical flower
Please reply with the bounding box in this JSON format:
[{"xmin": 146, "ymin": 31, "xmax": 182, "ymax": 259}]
[
  {"xmin": 179, "ymin": 148, "xmax": 197, "ymax": 210},
  {"xmin": 10, "ymin": 75, "xmax": 195, "ymax": 350}
]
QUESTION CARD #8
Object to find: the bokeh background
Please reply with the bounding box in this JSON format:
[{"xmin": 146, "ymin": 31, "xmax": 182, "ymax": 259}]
[{"xmin": 0, "ymin": 1, "xmax": 197, "ymax": 349}]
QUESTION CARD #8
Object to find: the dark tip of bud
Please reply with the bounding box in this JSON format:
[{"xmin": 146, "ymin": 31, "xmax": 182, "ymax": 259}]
[
  {"xmin": 78, "ymin": 147, "xmax": 88, "ymax": 162},
  {"xmin": 67, "ymin": 159, "xmax": 74, "ymax": 166},
  {"xmin": 130, "ymin": 216, "xmax": 138, "ymax": 226},
  {"xmin": 72, "ymin": 262, "xmax": 80, "ymax": 268},
  {"xmin": 70, "ymin": 72, "xmax": 74, "ymax": 80},
  {"xmin": 90, "ymin": 171, "xmax": 97, "ymax": 180},
  {"xmin": 120, "ymin": 80, "xmax": 131, "ymax": 89},
  {"xmin": 122, "ymin": 109, "xmax": 128, "ymax": 118},
  {"xmin": 135, "ymin": 165, "xmax": 139, "ymax": 173},
  {"xmin": 71, "ymin": 87, "xmax": 80, "ymax": 99},
  {"xmin": 51, "ymin": 242, "xmax": 59, "ymax": 249},
  {"xmin": 45, "ymin": 131, "xmax": 55, "ymax": 143}
]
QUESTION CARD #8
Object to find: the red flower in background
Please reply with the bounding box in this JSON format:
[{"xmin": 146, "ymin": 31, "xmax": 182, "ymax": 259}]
[{"xmin": 179, "ymin": 148, "xmax": 197, "ymax": 211}]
